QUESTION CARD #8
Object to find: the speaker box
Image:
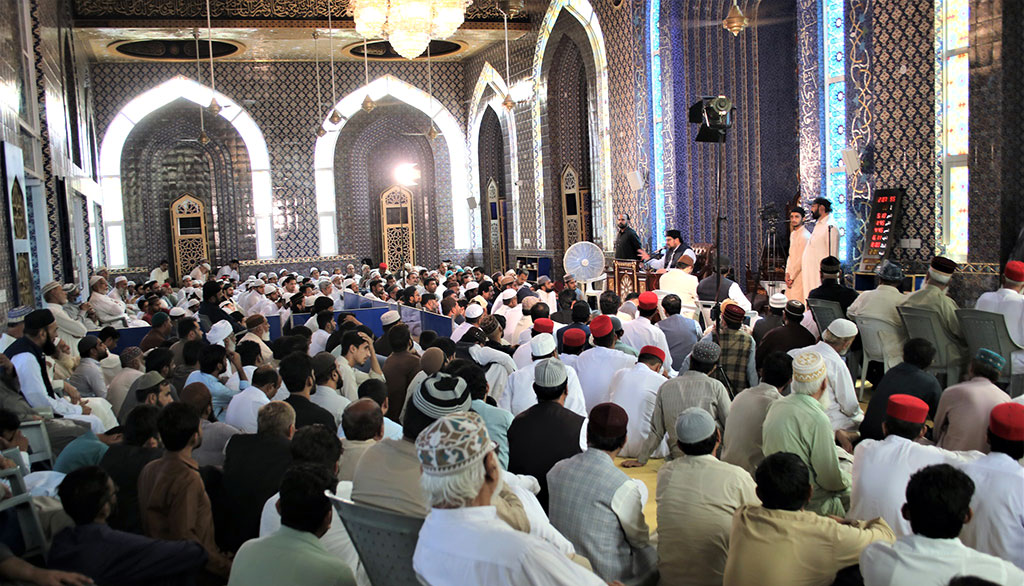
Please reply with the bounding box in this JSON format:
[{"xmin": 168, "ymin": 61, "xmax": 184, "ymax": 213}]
[
  {"xmin": 467, "ymin": 197, "xmax": 478, "ymax": 210},
  {"xmin": 841, "ymin": 148, "xmax": 861, "ymax": 176},
  {"xmin": 625, "ymin": 170, "xmax": 644, "ymax": 192}
]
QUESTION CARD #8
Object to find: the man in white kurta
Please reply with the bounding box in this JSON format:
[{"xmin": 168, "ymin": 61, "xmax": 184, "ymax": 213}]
[
  {"xmin": 786, "ymin": 207, "xmax": 812, "ymax": 301},
  {"xmin": 42, "ymin": 281, "xmax": 93, "ymax": 357},
  {"xmin": 572, "ymin": 316, "xmax": 637, "ymax": 413},
  {"xmin": 609, "ymin": 351, "xmax": 669, "ymax": 459},
  {"xmin": 800, "ymin": 199, "xmax": 839, "ymax": 298},
  {"xmin": 789, "ymin": 319, "xmax": 863, "ymax": 431},
  {"xmin": 620, "ymin": 293, "xmax": 672, "ymax": 376},
  {"xmin": 412, "ymin": 412, "xmax": 604, "ymax": 586},
  {"xmin": 658, "ymin": 254, "xmax": 700, "ymax": 310},
  {"xmin": 501, "ymin": 334, "xmax": 586, "ymax": 418},
  {"xmin": 959, "ymin": 402, "xmax": 1024, "ymax": 569},
  {"xmin": 975, "ymin": 260, "xmax": 1024, "ymax": 376},
  {"xmin": 848, "ymin": 394, "xmax": 981, "ymax": 537},
  {"xmin": 87, "ymin": 277, "xmax": 136, "ymax": 327}
]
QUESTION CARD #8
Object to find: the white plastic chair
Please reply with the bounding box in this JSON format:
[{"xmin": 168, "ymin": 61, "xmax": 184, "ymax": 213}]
[
  {"xmin": 328, "ymin": 494, "xmax": 424, "ymax": 586},
  {"xmin": 956, "ymin": 308, "xmax": 1022, "ymax": 385},
  {"xmin": 19, "ymin": 420, "xmax": 53, "ymax": 469},
  {"xmin": 898, "ymin": 306, "xmax": 962, "ymax": 386},
  {"xmin": 852, "ymin": 316, "xmax": 902, "ymax": 399}
]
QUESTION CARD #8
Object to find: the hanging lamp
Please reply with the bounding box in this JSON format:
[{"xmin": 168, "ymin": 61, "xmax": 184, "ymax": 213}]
[
  {"xmin": 327, "ymin": 0, "xmax": 345, "ymax": 125},
  {"xmin": 204, "ymin": 0, "xmax": 221, "ymax": 115},
  {"xmin": 500, "ymin": 7, "xmax": 515, "ymax": 110},
  {"xmin": 722, "ymin": 0, "xmax": 749, "ymax": 36},
  {"xmin": 361, "ymin": 38, "xmax": 375, "ymax": 112},
  {"xmin": 425, "ymin": 43, "xmax": 439, "ymax": 140}
]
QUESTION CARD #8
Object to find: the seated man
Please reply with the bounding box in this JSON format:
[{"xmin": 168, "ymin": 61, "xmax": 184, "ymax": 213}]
[
  {"xmin": 899, "ymin": 256, "xmax": 968, "ymax": 372},
  {"xmin": 657, "ymin": 294, "xmax": 702, "ymax": 372},
  {"xmin": 224, "ymin": 365, "xmax": 279, "ymax": 433},
  {"xmin": 98, "ymin": 404, "xmax": 162, "ymax": 534},
  {"xmin": 976, "ymin": 260, "xmax": 1024, "ymax": 387},
  {"xmin": 714, "ymin": 303, "xmax": 758, "ymax": 394},
  {"xmin": 752, "ymin": 293, "xmax": 787, "ymax": 345},
  {"xmin": 309, "ymin": 352, "xmax": 350, "ymax": 427},
  {"xmin": 788, "ymin": 318, "xmax": 863, "ymax": 431},
  {"xmin": 623, "ymin": 341, "xmax": 731, "ymax": 468},
  {"xmin": 846, "ymin": 260, "xmax": 908, "ymax": 365},
  {"xmin": 447, "ymin": 359, "xmax": 513, "ymax": 470},
  {"xmin": 762, "ymin": 351, "xmax": 852, "ymax": 516},
  {"xmin": 860, "ymin": 464, "xmax": 1024, "ymax": 585},
  {"xmin": 934, "ymin": 349, "xmax": 1011, "ymax": 452},
  {"xmin": 179, "ymin": 382, "xmax": 240, "ymax": 469},
  {"xmin": 223, "ymin": 401, "xmax": 295, "ymax": 550},
  {"xmin": 609, "ymin": 346, "xmax": 669, "ymax": 460},
  {"xmin": 507, "ymin": 360, "xmax": 585, "ymax": 511},
  {"xmin": 658, "ymin": 407, "xmax": 758, "ymax": 586},
  {"xmin": 573, "ymin": 315, "xmax": 637, "ymax": 412},
  {"xmin": 138, "ymin": 403, "xmax": 232, "ymax": 581},
  {"xmin": 721, "ymin": 351, "xmax": 792, "ymax": 475},
  {"xmin": 281, "ymin": 352, "xmax": 336, "ymax": 430},
  {"xmin": 959, "ymin": 402, "xmax": 1024, "ymax": 568},
  {"xmin": 66, "ymin": 336, "xmax": 110, "ymax": 399},
  {"xmin": 755, "ymin": 300, "xmax": 815, "ymax": 369},
  {"xmin": 849, "ymin": 395, "xmax": 981, "ymax": 537},
  {"xmin": 338, "ymin": 398, "xmax": 383, "ymax": 482},
  {"xmin": 547, "ymin": 403, "xmax": 656, "ymax": 584},
  {"xmin": 724, "ymin": 452, "xmax": 895, "ymax": 586},
  {"xmin": 859, "ymin": 338, "xmax": 943, "ymax": 441},
  {"xmin": 412, "ymin": 412, "xmax": 605, "ymax": 585},
  {"xmin": 502, "ymin": 333, "xmax": 586, "ymax": 417},
  {"xmin": 807, "ymin": 256, "xmax": 859, "ymax": 315},
  {"xmin": 50, "ymin": 466, "xmax": 208, "ymax": 584},
  {"xmin": 232, "ymin": 464, "xmax": 356, "ymax": 586}
]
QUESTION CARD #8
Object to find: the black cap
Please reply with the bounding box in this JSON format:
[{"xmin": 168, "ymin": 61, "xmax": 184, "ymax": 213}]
[{"xmin": 24, "ymin": 309, "xmax": 55, "ymax": 330}]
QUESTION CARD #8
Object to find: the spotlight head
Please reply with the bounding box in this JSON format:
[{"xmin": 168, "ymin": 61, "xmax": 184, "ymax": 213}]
[{"xmin": 689, "ymin": 95, "xmax": 736, "ymax": 143}]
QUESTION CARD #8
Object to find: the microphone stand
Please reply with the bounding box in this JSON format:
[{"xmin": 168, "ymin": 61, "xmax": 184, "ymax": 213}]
[{"xmin": 714, "ymin": 141, "xmax": 725, "ymax": 312}]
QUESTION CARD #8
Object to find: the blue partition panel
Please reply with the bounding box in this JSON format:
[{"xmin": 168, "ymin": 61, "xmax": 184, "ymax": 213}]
[
  {"xmin": 346, "ymin": 307, "xmax": 389, "ymax": 338},
  {"xmin": 89, "ymin": 327, "xmax": 150, "ymax": 355},
  {"xmin": 267, "ymin": 315, "xmax": 282, "ymax": 341},
  {"xmin": 421, "ymin": 312, "xmax": 454, "ymax": 338}
]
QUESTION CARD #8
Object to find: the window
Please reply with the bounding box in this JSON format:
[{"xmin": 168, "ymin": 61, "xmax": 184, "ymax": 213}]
[
  {"xmin": 822, "ymin": 0, "xmax": 848, "ymax": 261},
  {"xmin": 937, "ymin": 0, "xmax": 969, "ymax": 261},
  {"xmin": 649, "ymin": 0, "xmax": 665, "ymax": 238}
]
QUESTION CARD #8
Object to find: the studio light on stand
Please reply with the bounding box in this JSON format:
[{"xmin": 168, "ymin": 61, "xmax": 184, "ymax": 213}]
[{"xmin": 689, "ymin": 95, "xmax": 735, "ymax": 316}]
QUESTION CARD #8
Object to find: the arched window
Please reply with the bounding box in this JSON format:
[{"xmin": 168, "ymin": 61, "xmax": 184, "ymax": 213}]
[
  {"xmin": 822, "ymin": 0, "xmax": 848, "ymax": 261},
  {"xmin": 99, "ymin": 77, "xmax": 274, "ymax": 268},
  {"xmin": 936, "ymin": 0, "xmax": 969, "ymax": 261},
  {"xmin": 649, "ymin": 0, "xmax": 665, "ymax": 239}
]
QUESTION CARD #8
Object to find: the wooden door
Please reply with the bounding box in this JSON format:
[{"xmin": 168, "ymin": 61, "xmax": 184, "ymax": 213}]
[
  {"xmin": 381, "ymin": 185, "xmax": 415, "ymax": 269},
  {"xmin": 1, "ymin": 142, "xmax": 34, "ymax": 306},
  {"xmin": 485, "ymin": 177, "xmax": 507, "ymax": 273},
  {"xmin": 561, "ymin": 164, "xmax": 585, "ymax": 249},
  {"xmin": 170, "ymin": 194, "xmax": 209, "ymax": 279}
]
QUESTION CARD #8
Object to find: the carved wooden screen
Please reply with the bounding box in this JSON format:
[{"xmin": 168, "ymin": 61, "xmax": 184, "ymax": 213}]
[
  {"xmin": 2, "ymin": 142, "xmax": 34, "ymax": 306},
  {"xmin": 485, "ymin": 177, "xmax": 507, "ymax": 273},
  {"xmin": 170, "ymin": 194, "xmax": 208, "ymax": 279},
  {"xmin": 381, "ymin": 185, "xmax": 414, "ymax": 269},
  {"xmin": 561, "ymin": 165, "xmax": 585, "ymax": 249}
]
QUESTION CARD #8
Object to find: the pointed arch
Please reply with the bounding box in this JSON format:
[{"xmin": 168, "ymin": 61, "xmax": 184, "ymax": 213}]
[
  {"xmin": 314, "ymin": 74, "xmax": 474, "ymax": 252},
  {"xmin": 532, "ymin": 0, "xmax": 610, "ymax": 249},
  {"xmin": 468, "ymin": 63, "xmax": 521, "ymax": 247},
  {"xmin": 99, "ymin": 76, "xmax": 274, "ymax": 267}
]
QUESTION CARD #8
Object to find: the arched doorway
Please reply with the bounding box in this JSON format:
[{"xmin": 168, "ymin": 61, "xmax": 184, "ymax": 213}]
[{"xmin": 477, "ymin": 106, "xmax": 509, "ymax": 273}]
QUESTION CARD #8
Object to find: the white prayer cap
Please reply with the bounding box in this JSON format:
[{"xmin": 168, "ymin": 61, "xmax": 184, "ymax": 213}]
[
  {"xmin": 280, "ymin": 269, "xmax": 289, "ymax": 275},
  {"xmin": 41, "ymin": 281, "xmax": 61, "ymax": 295},
  {"xmin": 202, "ymin": 263, "xmax": 211, "ymax": 269},
  {"xmin": 826, "ymin": 318, "xmax": 858, "ymax": 339},
  {"xmin": 168, "ymin": 307, "xmax": 187, "ymax": 318},
  {"xmin": 265, "ymin": 284, "xmax": 278, "ymax": 294},
  {"xmin": 769, "ymin": 293, "xmax": 787, "ymax": 309},
  {"xmin": 791, "ymin": 351, "xmax": 827, "ymax": 395},
  {"xmin": 465, "ymin": 304, "xmax": 484, "ymax": 319},
  {"xmin": 310, "ymin": 267, "xmax": 320, "ymax": 273},
  {"xmin": 114, "ymin": 276, "xmax": 128, "ymax": 285},
  {"xmin": 207, "ymin": 320, "xmax": 233, "ymax": 346},
  {"xmin": 252, "ymin": 279, "xmax": 265, "ymax": 287},
  {"xmin": 500, "ymin": 289, "xmax": 516, "ymax": 301},
  {"xmin": 89, "ymin": 275, "xmax": 105, "ymax": 287},
  {"xmin": 381, "ymin": 310, "xmax": 401, "ymax": 326},
  {"xmin": 530, "ymin": 333, "xmax": 557, "ymax": 357},
  {"xmin": 464, "ymin": 281, "xmax": 479, "ymax": 291},
  {"xmin": 219, "ymin": 300, "xmax": 233, "ymax": 309},
  {"xmin": 182, "ymin": 275, "xmax": 192, "ymax": 282},
  {"xmin": 534, "ymin": 358, "xmax": 567, "ymax": 387},
  {"xmin": 127, "ymin": 281, "xmax": 136, "ymax": 288},
  {"xmin": 675, "ymin": 407, "xmax": 716, "ymax": 444},
  {"xmin": 257, "ymin": 272, "xmax": 267, "ymax": 279},
  {"xmin": 343, "ymin": 278, "xmax": 356, "ymax": 288}
]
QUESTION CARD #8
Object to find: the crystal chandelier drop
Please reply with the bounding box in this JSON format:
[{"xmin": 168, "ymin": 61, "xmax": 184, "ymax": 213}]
[{"xmin": 350, "ymin": 0, "xmax": 470, "ymax": 60}]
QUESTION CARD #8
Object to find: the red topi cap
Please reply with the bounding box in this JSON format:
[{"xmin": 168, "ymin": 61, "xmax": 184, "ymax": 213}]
[
  {"xmin": 563, "ymin": 328, "xmax": 586, "ymax": 347},
  {"xmin": 886, "ymin": 394, "xmax": 929, "ymax": 424},
  {"xmin": 590, "ymin": 315, "xmax": 614, "ymax": 338},
  {"xmin": 533, "ymin": 318, "xmax": 554, "ymax": 334},
  {"xmin": 989, "ymin": 402, "xmax": 1024, "ymax": 441},
  {"xmin": 638, "ymin": 291, "xmax": 659, "ymax": 311},
  {"xmin": 638, "ymin": 345, "xmax": 666, "ymax": 364}
]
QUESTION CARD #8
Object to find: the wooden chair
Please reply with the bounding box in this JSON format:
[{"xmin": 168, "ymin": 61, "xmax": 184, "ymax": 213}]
[{"xmin": 329, "ymin": 495, "xmax": 424, "ymax": 586}]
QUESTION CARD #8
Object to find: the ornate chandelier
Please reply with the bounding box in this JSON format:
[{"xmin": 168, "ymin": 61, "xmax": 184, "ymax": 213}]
[{"xmin": 350, "ymin": 0, "xmax": 471, "ymax": 60}]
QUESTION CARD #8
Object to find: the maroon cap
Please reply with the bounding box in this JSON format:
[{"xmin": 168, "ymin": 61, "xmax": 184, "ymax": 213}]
[
  {"xmin": 886, "ymin": 394, "xmax": 929, "ymax": 424},
  {"xmin": 533, "ymin": 318, "xmax": 554, "ymax": 334},
  {"xmin": 589, "ymin": 402, "xmax": 628, "ymax": 438},
  {"xmin": 723, "ymin": 303, "xmax": 746, "ymax": 325},
  {"xmin": 989, "ymin": 403, "xmax": 1024, "ymax": 441},
  {"xmin": 638, "ymin": 345, "xmax": 665, "ymax": 364},
  {"xmin": 590, "ymin": 315, "xmax": 614, "ymax": 338},
  {"xmin": 638, "ymin": 291, "xmax": 659, "ymax": 311},
  {"xmin": 563, "ymin": 328, "xmax": 586, "ymax": 347}
]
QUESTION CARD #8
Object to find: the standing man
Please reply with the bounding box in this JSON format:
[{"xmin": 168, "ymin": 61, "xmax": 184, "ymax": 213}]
[
  {"xmin": 614, "ymin": 213, "xmax": 643, "ymax": 261},
  {"xmin": 149, "ymin": 260, "xmax": 171, "ymax": 285},
  {"xmin": 975, "ymin": 260, "xmax": 1024, "ymax": 389},
  {"xmin": 785, "ymin": 206, "xmax": 811, "ymax": 301},
  {"xmin": 800, "ymin": 197, "xmax": 839, "ymax": 297},
  {"xmin": 217, "ymin": 259, "xmax": 240, "ymax": 281}
]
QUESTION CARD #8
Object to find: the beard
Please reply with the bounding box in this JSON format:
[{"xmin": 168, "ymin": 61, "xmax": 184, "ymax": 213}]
[
  {"xmin": 42, "ymin": 335, "xmax": 57, "ymax": 356},
  {"xmin": 812, "ymin": 209, "xmax": 821, "ymax": 220},
  {"xmin": 817, "ymin": 387, "xmax": 833, "ymax": 411}
]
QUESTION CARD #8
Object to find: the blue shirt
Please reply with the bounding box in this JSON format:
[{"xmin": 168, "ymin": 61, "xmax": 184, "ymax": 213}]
[
  {"xmin": 472, "ymin": 399, "xmax": 514, "ymax": 469},
  {"xmin": 185, "ymin": 371, "xmax": 249, "ymax": 420}
]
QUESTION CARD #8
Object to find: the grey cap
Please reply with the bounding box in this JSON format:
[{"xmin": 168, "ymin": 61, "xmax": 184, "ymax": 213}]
[
  {"xmin": 135, "ymin": 370, "xmax": 166, "ymax": 390},
  {"xmin": 537, "ymin": 275, "xmax": 552, "ymax": 285},
  {"xmin": 534, "ymin": 358, "xmax": 568, "ymax": 387},
  {"xmin": 691, "ymin": 340, "xmax": 721, "ymax": 364},
  {"xmin": 675, "ymin": 407, "xmax": 716, "ymax": 444}
]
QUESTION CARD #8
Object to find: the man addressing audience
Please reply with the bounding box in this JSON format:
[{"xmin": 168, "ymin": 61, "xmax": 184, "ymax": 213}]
[{"xmin": 14, "ymin": 261, "xmax": 1024, "ymax": 586}]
